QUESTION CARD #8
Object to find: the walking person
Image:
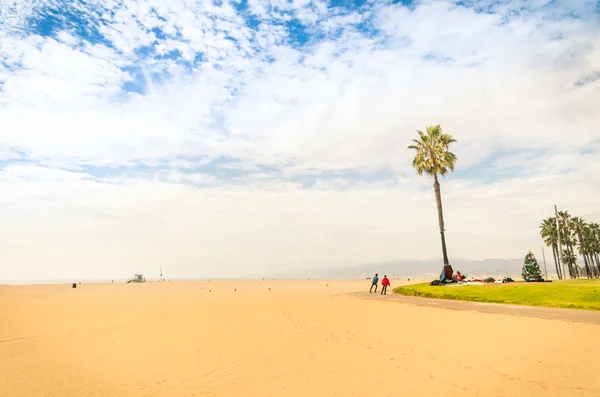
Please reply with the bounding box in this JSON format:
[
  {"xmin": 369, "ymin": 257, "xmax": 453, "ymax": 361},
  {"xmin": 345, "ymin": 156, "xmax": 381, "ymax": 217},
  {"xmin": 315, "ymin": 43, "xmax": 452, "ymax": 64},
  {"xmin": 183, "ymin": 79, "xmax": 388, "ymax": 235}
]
[
  {"xmin": 381, "ymin": 275, "xmax": 390, "ymax": 295},
  {"xmin": 369, "ymin": 274, "xmax": 379, "ymax": 293}
]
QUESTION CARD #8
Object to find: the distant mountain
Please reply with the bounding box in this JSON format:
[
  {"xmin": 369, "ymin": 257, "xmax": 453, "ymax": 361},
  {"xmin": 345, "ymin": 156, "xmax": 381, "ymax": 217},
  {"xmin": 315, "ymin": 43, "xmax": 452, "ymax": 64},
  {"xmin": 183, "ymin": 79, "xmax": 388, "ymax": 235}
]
[{"xmin": 267, "ymin": 258, "xmax": 556, "ymax": 280}]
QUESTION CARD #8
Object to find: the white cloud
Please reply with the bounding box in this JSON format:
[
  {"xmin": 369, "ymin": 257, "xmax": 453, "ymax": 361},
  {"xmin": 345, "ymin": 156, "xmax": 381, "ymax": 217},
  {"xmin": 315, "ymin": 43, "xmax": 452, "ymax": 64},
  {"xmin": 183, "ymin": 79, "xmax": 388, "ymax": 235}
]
[{"xmin": 0, "ymin": 0, "xmax": 599, "ymax": 279}]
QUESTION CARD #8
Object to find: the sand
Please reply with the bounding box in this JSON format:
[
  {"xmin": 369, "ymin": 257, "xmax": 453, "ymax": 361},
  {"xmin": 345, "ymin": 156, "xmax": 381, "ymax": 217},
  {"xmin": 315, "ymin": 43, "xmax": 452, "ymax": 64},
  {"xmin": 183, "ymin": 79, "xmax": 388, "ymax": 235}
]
[{"xmin": 1, "ymin": 279, "xmax": 599, "ymax": 397}]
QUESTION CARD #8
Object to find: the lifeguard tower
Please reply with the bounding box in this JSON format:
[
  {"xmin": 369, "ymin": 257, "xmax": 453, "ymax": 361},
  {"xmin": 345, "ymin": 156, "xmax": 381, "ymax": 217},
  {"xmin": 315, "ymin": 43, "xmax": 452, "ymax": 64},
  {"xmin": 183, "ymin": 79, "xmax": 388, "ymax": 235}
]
[{"xmin": 127, "ymin": 274, "xmax": 145, "ymax": 283}]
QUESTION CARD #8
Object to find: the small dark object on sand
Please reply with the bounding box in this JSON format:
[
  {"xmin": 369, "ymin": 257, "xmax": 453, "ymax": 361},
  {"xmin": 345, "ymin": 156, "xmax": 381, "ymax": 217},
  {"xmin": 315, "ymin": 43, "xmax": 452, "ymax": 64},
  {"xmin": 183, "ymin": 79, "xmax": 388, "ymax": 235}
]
[
  {"xmin": 484, "ymin": 277, "xmax": 495, "ymax": 283},
  {"xmin": 234, "ymin": 289, "xmax": 236, "ymax": 291},
  {"xmin": 430, "ymin": 280, "xmax": 441, "ymax": 286},
  {"xmin": 72, "ymin": 283, "xmax": 77, "ymax": 289}
]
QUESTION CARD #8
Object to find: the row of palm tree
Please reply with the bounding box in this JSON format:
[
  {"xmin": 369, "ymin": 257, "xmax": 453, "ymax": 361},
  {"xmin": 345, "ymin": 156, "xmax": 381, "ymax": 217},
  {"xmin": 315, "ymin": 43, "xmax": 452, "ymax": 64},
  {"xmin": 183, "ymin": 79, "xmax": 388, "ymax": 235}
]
[{"xmin": 540, "ymin": 212, "xmax": 600, "ymax": 279}]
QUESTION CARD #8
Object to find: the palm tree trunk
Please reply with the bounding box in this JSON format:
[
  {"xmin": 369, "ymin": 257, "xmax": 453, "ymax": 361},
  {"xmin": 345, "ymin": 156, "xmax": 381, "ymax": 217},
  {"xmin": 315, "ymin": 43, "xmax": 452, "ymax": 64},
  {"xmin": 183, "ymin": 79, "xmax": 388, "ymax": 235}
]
[
  {"xmin": 557, "ymin": 244, "xmax": 563, "ymax": 279},
  {"xmin": 588, "ymin": 254, "xmax": 597, "ymax": 278},
  {"xmin": 566, "ymin": 242, "xmax": 576, "ymax": 278},
  {"xmin": 552, "ymin": 244, "xmax": 561, "ymax": 279},
  {"xmin": 577, "ymin": 232, "xmax": 591, "ymax": 278},
  {"xmin": 583, "ymin": 255, "xmax": 591, "ymax": 278},
  {"xmin": 433, "ymin": 173, "xmax": 451, "ymax": 271},
  {"xmin": 588, "ymin": 254, "xmax": 596, "ymax": 277},
  {"xmin": 559, "ymin": 226, "xmax": 572, "ymax": 278}
]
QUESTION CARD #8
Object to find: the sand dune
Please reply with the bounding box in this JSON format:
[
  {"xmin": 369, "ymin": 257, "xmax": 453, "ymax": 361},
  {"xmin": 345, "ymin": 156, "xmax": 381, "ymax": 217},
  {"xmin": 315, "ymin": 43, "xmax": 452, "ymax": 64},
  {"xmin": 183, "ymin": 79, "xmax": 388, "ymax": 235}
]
[{"xmin": 1, "ymin": 280, "xmax": 599, "ymax": 397}]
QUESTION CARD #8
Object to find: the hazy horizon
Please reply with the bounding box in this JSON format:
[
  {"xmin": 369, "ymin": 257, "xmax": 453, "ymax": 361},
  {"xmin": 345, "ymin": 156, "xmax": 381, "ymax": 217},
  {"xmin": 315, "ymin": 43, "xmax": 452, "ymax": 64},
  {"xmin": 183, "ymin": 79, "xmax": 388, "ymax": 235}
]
[
  {"xmin": 1, "ymin": 0, "xmax": 599, "ymax": 281},
  {"xmin": 1, "ymin": 256, "xmax": 555, "ymax": 283}
]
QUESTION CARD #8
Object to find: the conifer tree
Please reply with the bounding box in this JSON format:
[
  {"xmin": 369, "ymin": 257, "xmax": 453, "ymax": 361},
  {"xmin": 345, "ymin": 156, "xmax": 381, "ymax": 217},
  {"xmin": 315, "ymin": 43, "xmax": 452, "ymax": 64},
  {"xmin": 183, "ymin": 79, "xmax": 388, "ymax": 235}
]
[{"xmin": 522, "ymin": 251, "xmax": 543, "ymax": 281}]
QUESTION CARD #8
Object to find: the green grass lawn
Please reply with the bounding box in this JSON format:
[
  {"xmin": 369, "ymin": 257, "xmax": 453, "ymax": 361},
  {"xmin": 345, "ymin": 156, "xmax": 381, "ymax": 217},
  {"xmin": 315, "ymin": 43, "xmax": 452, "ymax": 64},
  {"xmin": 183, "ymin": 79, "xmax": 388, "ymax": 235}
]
[{"xmin": 393, "ymin": 279, "xmax": 600, "ymax": 311}]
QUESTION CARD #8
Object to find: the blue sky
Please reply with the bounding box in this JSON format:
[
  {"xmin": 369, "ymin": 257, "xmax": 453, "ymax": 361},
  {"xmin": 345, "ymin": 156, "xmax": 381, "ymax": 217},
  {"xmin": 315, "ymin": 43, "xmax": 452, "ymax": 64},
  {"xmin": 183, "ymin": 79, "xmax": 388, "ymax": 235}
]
[{"xmin": 0, "ymin": 0, "xmax": 599, "ymax": 279}]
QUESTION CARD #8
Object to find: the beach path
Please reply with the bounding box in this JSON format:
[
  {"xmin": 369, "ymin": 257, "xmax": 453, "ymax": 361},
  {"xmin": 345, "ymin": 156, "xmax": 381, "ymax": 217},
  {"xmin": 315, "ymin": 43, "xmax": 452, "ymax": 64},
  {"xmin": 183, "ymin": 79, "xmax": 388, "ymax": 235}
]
[{"xmin": 352, "ymin": 291, "xmax": 600, "ymax": 324}]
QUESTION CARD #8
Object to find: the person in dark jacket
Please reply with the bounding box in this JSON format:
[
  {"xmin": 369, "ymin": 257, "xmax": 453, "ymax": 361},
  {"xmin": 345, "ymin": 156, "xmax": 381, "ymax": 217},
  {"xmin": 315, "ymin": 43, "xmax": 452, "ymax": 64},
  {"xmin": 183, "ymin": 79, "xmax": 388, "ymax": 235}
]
[
  {"xmin": 381, "ymin": 275, "xmax": 390, "ymax": 295},
  {"xmin": 369, "ymin": 274, "xmax": 379, "ymax": 293}
]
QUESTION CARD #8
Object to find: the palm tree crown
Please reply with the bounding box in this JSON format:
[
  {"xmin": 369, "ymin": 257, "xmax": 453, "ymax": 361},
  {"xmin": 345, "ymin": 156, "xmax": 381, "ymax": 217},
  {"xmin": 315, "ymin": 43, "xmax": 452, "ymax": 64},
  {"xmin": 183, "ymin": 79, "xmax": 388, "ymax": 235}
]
[
  {"xmin": 540, "ymin": 218, "xmax": 558, "ymax": 246},
  {"xmin": 408, "ymin": 124, "xmax": 457, "ymax": 177}
]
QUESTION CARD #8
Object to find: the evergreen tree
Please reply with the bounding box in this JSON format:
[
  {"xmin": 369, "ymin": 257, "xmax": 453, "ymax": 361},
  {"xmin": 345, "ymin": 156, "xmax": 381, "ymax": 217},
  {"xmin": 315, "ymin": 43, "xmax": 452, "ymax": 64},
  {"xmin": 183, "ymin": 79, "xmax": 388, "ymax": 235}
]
[{"xmin": 522, "ymin": 251, "xmax": 543, "ymax": 281}]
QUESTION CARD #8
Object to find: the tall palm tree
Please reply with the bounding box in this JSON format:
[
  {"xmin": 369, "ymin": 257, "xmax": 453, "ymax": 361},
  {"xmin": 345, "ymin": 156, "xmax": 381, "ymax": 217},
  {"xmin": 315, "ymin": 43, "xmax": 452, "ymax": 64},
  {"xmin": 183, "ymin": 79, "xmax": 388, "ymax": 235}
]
[
  {"xmin": 583, "ymin": 225, "xmax": 598, "ymax": 277},
  {"xmin": 588, "ymin": 223, "xmax": 600, "ymax": 276},
  {"xmin": 558, "ymin": 211, "xmax": 577, "ymax": 278},
  {"xmin": 408, "ymin": 124, "xmax": 458, "ymax": 276},
  {"xmin": 540, "ymin": 217, "xmax": 562, "ymax": 279},
  {"xmin": 572, "ymin": 217, "xmax": 592, "ymax": 278}
]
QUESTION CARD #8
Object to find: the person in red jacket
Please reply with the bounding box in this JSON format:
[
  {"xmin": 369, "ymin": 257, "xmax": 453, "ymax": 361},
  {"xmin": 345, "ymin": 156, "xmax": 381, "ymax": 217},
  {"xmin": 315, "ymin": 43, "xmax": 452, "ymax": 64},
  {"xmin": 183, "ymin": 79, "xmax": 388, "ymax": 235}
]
[{"xmin": 381, "ymin": 275, "xmax": 390, "ymax": 295}]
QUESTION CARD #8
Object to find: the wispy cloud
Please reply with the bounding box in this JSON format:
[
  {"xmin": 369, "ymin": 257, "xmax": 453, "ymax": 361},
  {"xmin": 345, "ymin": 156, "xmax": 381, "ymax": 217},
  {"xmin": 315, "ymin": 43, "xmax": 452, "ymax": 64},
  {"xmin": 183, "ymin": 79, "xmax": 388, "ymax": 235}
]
[{"xmin": 0, "ymin": 0, "xmax": 599, "ymax": 279}]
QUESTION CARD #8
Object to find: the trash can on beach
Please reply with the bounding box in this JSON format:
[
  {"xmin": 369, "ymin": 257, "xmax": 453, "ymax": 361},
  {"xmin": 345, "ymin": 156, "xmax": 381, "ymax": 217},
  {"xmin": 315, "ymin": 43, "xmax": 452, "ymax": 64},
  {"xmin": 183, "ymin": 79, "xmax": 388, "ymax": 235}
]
[{"xmin": 72, "ymin": 283, "xmax": 77, "ymax": 289}]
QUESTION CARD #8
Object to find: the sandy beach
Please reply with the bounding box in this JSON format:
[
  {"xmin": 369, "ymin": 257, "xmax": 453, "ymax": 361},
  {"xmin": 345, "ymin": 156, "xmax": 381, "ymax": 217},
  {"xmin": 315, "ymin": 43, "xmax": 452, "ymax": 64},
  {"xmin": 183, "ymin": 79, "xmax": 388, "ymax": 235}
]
[{"xmin": 1, "ymin": 279, "xmax": 599, "ymax": 397}]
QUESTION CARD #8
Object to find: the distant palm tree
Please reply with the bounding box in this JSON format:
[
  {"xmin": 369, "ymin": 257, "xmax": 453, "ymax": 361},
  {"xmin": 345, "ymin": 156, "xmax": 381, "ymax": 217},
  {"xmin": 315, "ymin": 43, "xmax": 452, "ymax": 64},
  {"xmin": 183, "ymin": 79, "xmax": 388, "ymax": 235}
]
[
  {"xmin": 562, "ymin": 249, "xmax": 578, "ymax": 274},
  {"xmin": 408, "ymin": 124, "xmax": 458, "ymax": 275},
  {"xmin": 540, "ymin": 217, "xmax": 562, "ymax": 279},
  {"xmin": 539, "ymin": 212, "xmax": 600, "ymax": 279},
  {"xmin": 588, "ymin": 223, "xmax": 600, "ymax": 276},
  {"xmin": 572, "ymin": 217, "xmax": 592, "ymax": 278},
  {"xmin": 558, "ymin": 211, "xmax": 577, "ymax": 278},
  {"xmin": 582, "ymin": 224, "xmax": 598, "ymax": 277}
]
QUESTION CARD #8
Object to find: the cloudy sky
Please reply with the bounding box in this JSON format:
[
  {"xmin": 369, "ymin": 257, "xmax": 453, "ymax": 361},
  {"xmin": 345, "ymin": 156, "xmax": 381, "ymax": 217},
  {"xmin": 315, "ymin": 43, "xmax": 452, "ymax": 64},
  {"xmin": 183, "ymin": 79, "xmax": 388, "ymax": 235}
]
[{"xmin": 1, "ymin": 0, "xmax": 599, "ymax": 280}]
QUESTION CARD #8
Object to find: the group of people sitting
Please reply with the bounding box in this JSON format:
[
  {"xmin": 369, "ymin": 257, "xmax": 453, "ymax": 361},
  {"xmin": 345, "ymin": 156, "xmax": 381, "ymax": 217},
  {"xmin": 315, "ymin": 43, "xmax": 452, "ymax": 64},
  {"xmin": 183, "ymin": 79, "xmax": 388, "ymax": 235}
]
[
  {"xmin": 452, "ymin": 271, "xmax": 464, "ymax": 282},
  {"xmin": 369, "ymin": 274, "xmax": 391, "ymax": 295}
]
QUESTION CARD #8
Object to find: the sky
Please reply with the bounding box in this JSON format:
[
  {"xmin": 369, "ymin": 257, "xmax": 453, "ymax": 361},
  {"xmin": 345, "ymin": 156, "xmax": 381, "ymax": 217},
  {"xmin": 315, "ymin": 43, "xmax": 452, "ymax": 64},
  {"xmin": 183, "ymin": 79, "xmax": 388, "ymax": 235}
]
[{"xmin": 0, "ymin": 0, "xmax": 599, "ymax": 281}]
